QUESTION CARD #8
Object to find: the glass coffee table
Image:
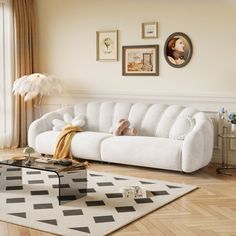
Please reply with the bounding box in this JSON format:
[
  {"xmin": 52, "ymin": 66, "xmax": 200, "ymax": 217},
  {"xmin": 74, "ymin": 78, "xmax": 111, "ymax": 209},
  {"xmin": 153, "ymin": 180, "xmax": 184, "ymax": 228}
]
[{"xmin": 0, "ymin": 157, "xmax": 87, "ymax": 205}]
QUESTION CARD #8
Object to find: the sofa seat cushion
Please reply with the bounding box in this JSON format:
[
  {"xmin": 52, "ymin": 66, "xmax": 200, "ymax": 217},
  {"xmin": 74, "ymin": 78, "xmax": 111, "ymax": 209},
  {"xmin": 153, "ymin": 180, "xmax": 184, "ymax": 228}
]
[
  {"xmin": 71, "ymin": 131, "xmax": 112, "ymax": 160},
  {"xmin": 101, "ymin": 136, "xmax": 183, "ymax": 171},
  {"xmin": 35, "ymin": 131, "xmax": 112, "ymax": 160}
]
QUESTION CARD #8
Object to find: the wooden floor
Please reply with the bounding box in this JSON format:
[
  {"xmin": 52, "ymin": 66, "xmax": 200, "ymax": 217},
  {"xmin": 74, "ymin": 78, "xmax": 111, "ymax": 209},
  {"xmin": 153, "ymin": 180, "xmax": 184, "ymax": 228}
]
[{"xmin": 0, "ymin": 149, "xmax": 236, "ymax": 236}]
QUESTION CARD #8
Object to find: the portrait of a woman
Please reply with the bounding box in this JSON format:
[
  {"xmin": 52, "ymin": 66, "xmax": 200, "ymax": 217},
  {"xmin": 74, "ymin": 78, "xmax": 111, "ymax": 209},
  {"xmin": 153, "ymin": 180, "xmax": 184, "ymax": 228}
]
[
  {"xmin": 167, "ymin": 37, "xmax": 185, "ymax": 65},
  {"xmin": 164, "ymin": 32, "xmax": 192, "ymax": 68}
]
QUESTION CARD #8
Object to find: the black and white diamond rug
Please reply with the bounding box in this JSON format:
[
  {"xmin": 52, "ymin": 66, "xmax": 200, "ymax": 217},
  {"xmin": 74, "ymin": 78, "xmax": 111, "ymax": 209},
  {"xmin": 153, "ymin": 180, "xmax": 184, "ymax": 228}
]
[{"xmin": 0, "ymin": 168, "xmax": 197, "ymax": 236}]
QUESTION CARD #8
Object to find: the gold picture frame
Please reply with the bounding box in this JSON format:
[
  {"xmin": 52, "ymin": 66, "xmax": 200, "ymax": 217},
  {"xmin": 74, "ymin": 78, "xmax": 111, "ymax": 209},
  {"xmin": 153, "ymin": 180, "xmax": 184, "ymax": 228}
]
[
  {"xmin": 96, "ymin": 30, "xmax": 118, "ymax": 61},
  {"xmin": 142, "ymin": 22, "xmax": 158, "ymax": 39},
  {"xmin": 122, "ymin": 45, "xmax": 159, "ymax": 76}
]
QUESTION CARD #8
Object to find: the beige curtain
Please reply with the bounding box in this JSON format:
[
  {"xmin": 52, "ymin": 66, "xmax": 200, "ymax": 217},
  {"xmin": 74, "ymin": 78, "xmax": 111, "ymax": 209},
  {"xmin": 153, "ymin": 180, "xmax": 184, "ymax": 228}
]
[
  {"xmin": 0, "ymin": 0, "xmax": 14, "ymax": 149},
  {"xmin": 12, "ymin": 0, "xmax": 37, "ymax": 147}
]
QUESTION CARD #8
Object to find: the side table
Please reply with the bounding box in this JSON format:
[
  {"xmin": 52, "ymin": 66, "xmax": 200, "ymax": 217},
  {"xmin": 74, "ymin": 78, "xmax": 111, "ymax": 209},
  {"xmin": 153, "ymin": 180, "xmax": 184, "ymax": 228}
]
[{"xmin": 217, "ymin": 133, "xmax": 236, "ymax": 175}]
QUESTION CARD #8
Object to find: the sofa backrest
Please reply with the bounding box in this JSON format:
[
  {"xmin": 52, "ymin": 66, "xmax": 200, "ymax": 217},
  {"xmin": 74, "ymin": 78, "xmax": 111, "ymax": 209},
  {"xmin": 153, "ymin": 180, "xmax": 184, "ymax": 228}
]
[{"xmin": 71, "ymin": 102, "xmax": 198, "ymax": 138}]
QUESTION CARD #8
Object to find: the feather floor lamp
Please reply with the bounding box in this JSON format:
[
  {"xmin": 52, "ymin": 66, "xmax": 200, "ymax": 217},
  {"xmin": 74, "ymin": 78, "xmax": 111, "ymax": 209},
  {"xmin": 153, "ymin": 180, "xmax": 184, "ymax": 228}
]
[{"xmin": 12, "ymin": 73, "xmax": 63, "ymax": 116}]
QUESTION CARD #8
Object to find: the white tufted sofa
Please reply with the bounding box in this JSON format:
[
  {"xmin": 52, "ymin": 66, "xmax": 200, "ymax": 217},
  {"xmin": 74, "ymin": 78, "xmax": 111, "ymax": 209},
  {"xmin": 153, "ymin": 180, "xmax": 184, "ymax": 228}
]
[{"xmin": 28, "ymin": 102, "xmax": 214, "ymax": 173}]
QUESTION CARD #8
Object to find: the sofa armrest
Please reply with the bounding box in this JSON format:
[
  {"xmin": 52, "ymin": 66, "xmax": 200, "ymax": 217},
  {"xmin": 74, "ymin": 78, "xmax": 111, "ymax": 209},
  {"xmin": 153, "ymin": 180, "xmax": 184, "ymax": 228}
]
[
  {"xmin": 182, "ymin": 112, "xmax": 214, "ymax": 173},
  {"xmin": 28, "ymin": 111, "xmax": 63, "ymax": 148},
  {"xmin": 28, "ymin": 106, "xmax": 74, "ymax": 148}
]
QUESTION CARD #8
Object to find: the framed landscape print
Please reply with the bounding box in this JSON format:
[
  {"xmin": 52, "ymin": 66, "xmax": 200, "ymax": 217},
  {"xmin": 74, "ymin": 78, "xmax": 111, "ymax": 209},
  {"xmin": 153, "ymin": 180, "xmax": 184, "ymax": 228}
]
[
  {"xmin": 96, "ymin": 30, "xmax": 118, "ymax": 61},
  {"xmin": 164, "ymin": 32, "xmax": 193, "ymax": 68},
  {"xmin": 142, "ymin": 22, "xmax": 158, "ymax": 39},
  {"xmin": 122, "ymin": 45, "xmax": 159, "ymax": 76}
]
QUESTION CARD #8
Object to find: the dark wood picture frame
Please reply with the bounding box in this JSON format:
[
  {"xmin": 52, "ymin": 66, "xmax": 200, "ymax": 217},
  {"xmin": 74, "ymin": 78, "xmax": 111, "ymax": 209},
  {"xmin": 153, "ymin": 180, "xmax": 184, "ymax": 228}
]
[
  {"xmin": 164, "ymin": 32, "xmax": 193, "ymax": 68},
  {"xmin": 122, "ymin": 45, "xmax": 159, "ymax": 76}
]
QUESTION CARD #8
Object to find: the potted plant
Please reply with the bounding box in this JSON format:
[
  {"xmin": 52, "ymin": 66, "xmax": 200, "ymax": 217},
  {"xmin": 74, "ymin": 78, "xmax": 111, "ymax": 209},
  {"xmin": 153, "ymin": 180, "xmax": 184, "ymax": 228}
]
[{"xmin": 219, "ymin": 108, "xmax": 236, "ymax": 135}]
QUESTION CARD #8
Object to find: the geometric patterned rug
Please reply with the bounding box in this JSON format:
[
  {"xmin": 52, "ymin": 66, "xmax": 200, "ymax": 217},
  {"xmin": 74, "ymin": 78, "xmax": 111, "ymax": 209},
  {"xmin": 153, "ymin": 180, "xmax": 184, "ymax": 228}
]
[{"xmin": 0, "ymin": 168, "xmax": 197, "ymax": 236}]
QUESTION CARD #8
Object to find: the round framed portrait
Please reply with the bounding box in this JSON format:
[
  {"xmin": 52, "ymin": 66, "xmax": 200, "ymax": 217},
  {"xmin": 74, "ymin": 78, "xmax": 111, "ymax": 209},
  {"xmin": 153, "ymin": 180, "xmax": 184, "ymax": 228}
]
[{"xmin": 164, "ymin": 32, "xmax": 193, "ymax": 68}]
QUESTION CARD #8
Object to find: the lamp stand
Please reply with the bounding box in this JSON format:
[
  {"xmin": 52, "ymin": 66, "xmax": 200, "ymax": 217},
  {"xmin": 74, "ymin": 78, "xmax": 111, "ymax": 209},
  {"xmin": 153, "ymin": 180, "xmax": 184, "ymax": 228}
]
[{"xmin": 34, "ymin": 94, "xmax": 43, "ymax": 117}]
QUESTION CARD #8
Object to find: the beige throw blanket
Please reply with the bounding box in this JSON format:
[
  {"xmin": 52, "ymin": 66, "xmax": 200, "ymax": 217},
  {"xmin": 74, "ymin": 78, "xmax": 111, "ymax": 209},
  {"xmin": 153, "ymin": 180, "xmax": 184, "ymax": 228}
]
[{"xmin": 53, "ymin": 125, "xmax": 82, "ymax": 160}]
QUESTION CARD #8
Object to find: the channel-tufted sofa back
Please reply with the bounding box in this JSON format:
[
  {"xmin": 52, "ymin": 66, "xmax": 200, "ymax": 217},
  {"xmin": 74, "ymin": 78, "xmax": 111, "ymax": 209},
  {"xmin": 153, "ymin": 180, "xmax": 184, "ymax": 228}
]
[{"xmin": 55, "ymin": 102, "xmax": 198, "ymax": 138}]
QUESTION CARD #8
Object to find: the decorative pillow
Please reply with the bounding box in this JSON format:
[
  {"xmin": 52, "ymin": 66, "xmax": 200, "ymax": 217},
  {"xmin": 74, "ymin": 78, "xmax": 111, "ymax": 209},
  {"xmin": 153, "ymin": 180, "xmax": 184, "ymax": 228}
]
[
  {"xmin": 109, "ymin": 119, "xmax": 138, "ymax": 136},
  {"xmin": 52, "ymin": 113, "xmax": 85, "ymax": 131},
  {"xmin": 169, "ymin": 116, "xmax": 195, "ymax": 140}
]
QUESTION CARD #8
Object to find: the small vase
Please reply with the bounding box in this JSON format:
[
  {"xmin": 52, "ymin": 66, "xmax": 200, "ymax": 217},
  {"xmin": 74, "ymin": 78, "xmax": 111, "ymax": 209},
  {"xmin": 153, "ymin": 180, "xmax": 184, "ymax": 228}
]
[{"xmin": 231, "ymin": 123, "xmax": 236, "ymax": 135}]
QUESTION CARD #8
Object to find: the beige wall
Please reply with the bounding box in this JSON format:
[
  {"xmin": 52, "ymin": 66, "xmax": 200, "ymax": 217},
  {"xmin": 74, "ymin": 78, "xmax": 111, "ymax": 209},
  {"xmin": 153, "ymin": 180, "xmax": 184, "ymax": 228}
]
[{"xmin": 36, "ymin": 0, "xmax": 236, "ymax": 96}]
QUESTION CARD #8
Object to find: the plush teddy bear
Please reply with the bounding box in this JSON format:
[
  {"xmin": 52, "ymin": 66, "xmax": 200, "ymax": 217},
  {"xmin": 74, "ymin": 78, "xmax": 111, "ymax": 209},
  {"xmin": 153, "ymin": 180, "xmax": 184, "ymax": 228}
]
[
  {"xmin": 52, "ymin": 113, "xmax": 85, "ymax": 131},
  {"xmin": 110, "ymin": 119, "xmax": 138, "ymax": 136}
]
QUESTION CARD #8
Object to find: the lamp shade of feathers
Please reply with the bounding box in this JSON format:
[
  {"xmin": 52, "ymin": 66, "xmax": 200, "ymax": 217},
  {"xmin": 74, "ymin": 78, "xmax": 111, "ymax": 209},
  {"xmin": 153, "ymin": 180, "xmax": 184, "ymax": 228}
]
[{"xmin": 12, "ymin": 73, "xmax": 63, "ymax": 101}]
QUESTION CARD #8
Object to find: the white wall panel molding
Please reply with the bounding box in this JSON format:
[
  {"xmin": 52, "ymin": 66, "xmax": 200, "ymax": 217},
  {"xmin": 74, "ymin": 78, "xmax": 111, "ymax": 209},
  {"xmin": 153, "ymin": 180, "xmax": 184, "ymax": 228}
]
[{"xmin": 42, "ymin": 90, "xmax": 236, "ymax": 110}]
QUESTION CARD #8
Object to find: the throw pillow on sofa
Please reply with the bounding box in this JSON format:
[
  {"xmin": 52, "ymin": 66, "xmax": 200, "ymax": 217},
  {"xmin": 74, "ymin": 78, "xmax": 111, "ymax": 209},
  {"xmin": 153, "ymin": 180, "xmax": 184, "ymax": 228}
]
[
  {"xmin": 52, "ymin": 113, "xmax": 85, "ymax": 131},
  {"xmin": 109, "ymin": 119, "xmax": 138, "ymax": 136},
  {"xmin": 169, "ymin": 116, "xmax": 195, "ymax": 140}
]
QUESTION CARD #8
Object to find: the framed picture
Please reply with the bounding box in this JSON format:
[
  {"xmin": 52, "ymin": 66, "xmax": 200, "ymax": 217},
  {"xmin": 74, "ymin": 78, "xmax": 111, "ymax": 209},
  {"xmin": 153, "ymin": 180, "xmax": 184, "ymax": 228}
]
[
  {"xmin": 142, "ymin": 22, "xmax": 158, "ymax": 39},
  {"xmin": 96, "ymin": 30, "xmax": 118, "ymax": 61},
  {"xmin": 122, "ymin": 45, "xmax": 159, "ymax": 76},
  {"xmin": 164, "ymin": 32, "xmax": 193, "ymax": 68}
]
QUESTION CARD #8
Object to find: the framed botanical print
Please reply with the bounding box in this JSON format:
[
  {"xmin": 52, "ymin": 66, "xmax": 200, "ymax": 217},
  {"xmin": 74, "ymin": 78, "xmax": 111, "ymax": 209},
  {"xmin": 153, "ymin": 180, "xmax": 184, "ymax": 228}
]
[
  {"xmin": 122, "ymin": 45, "xmax": 159, "ymax": 76},
  {"xmin": 96, "ymin": 30, "xmax": 118, "ymax": 61}
]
